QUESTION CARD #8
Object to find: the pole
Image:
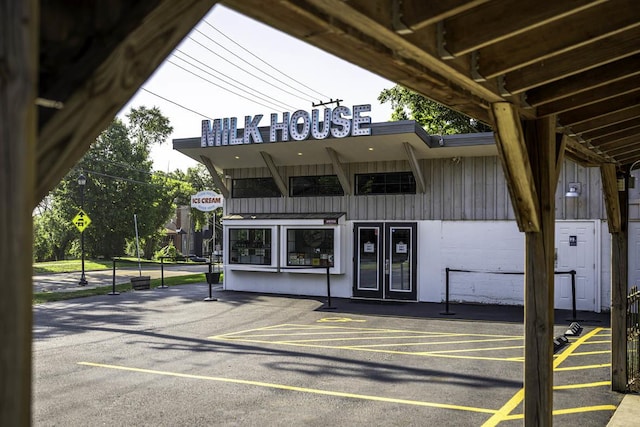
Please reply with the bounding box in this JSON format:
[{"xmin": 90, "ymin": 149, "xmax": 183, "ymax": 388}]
[
  {"xmin": 571, "ymin": 270, "xmax": 577, "ymax": 321},
  {"xmin": 134, "ymin": 214, "xmax": 141, "ymax": 276},
  {"xmin": 159, "ymin": 256, "xmax": 168, "ymax": 288},
  {"xmin": 320, "ymin": 264, "xmax": 336, "ymax": 310},
  {"xmin": 78, "ymin": 178, "xmax": 87, "ymax": 286},
  {"xmin": 108, "ymin": 258, "xmax": 119, "ymax": 295},
  {"xmin": 440, "ymin": 267, "xmax": 455, "ymax": 315}
]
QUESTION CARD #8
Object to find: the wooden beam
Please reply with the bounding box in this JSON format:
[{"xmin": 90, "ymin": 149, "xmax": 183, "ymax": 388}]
[
  {"xmin": 200, "ymin": 156, "xmax": 229, "ymax": 199},
  {"xmin": 554, "ymin": 134, "xmax": 567, "ymax": 186},
  {"xmin": 522, "ymin": 116, "xmax": 557, "ymax": 426},
  {"xmin": 610, "ymin": 173, "xmax": 629, "ymax": 391},
  {"xmin": 1, "ymin": 0, "xmax": 38, "ymax": 424},
  {"xmin": 568, "ymin": 104, "xmax": 640, "ymax": 134},
  {"xmin": 390, "ymin": 0, "xmax": 489, "ymax": 32},
  {"xmin": 601, "ymin": 164, "xmax": 621, "ymax": 233},
  {"xmin": 491, "ymin": 102, "xmax": 540, "ymax": 232},
  {"xmin": 325, "ymin": 147, "xmax": 351, "ymax": 195},
  {"xmin": 260, "ymin": 151, "xmax": 287, "ymax": 196},
  {"xmin": 526, "ymin": 55, "xmax": 640, "ymax": 107},
  {"xmin": 538, "ymin": 76, "xmax": 640, "ymax": 117},
  {"xmin": 403, "ymin": 142, "xmax": 426, "ymax": 193},
  {"xmin": 443, "ymin": 0, "xmax": 604, "ymax": 56},
  {"xmin": 36, "ymin": 0, "xmax": 219, "ymax": 204},
  {"xmin": 506, "ymin": 26, "xmax": 640, "ymax": 94},
  {"xmin": 478, "ymin": 0, "xmax": 640, "ymax": 79},
  {"xmin": 559, "ymin": 90, "xmax": 640, "ymax": 128}
]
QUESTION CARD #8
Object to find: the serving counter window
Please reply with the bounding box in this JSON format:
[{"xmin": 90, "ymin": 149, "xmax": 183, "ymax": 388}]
[
  {"xmin": 229, "ymin": 228, "xmax": 272, "ymax": 265},
  {"xmin": 223, "ymin": 214, "xmax": 345, "ymax": 273},
  {"xmin": 286, "ymin": 228, "xmax": 334, "ymax": 267}
]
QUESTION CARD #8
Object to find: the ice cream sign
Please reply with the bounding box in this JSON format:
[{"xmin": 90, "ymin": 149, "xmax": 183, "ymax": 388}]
[
  {"xmin": 191, "ymin": 191, "xmax": 223, "ymax": 212},
  {"xmin": 201, "ymin": 104, "xmax": 372, "ymax": 147}
]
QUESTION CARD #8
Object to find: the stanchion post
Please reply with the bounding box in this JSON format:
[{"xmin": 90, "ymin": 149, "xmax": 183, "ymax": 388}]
[
  {"xmin": 108, "ymin": 257, "xmax": 119, "ymax": 295},
  {"xmin": 204, "ymin": 259, "xmax": 217, "ymax": 301},
  {"xmin": 440, "ymin": 267, "xmax": 455, "ymax": 315},
  {"xmin": 571, "ymin": 269, "xmax": 577, "ymax": 321},
  {"xmin": 158, "ymin": 256, "xmax": 168, "ymax": 289},
  {"xmin": 320, "ymin": 264, "xmax": 336, "ymax": 310}
]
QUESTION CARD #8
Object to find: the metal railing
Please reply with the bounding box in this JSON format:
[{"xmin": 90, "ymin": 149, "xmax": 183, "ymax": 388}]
[{"xmin": 628, "ymin": 286, "xmax": 640, "ymax": 392}]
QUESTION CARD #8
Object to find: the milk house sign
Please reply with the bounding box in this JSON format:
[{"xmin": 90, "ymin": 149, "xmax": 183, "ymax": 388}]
[{"xmin": 201, "ymin": 104, "xmax": 372, "ymax": 147}]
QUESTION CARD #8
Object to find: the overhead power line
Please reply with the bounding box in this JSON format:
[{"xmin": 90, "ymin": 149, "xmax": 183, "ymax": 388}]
[
  {"xmin": 202, "ymin": 20, "xmax": 331, "ymax": 102},
  {"xmin": 172, "ymin": 50, "xmax": 296, "ymax": 111},
  {"xmin": 167, "ymin": 59, "xmax": 285, "ymax": 112},
  {"xmin": 191, "ymin": 28, "xmax": 316, "ymax": 105},
  {"xmin": 141, "ymin": 88, "xmax": 216, "ymax": 121}
]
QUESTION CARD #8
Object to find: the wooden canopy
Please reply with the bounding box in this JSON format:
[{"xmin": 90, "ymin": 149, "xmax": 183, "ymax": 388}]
[{"xmin": 3, "ymin": 0, "xmax": 638, "ymax": 425}]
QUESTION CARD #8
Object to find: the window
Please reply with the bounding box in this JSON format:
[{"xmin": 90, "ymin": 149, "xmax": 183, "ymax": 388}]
[
  {"xmin": 355, "ymin": 172, "xmax": 416, "ymax": 195},
  {"xmin": 290, "ymin": 175, "xmax": 344, "ymax": 197},
  {"xmin": 229, "ymin": 228, "xmax": 272, "ymax": 265},
  {"xmin": 286, "ymin": 228, "xmax": 334, "ymax": 267},
  {"xmin": 232, "ymin": 178, "xmax": 280, "ymax": 198}
]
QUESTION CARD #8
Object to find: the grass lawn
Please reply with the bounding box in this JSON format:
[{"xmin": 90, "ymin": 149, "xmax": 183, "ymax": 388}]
[
  {"xmin": 33, "ymin": 257, "xmax": 206, "ymax": 274},
  {"xmin": 33, "ymin": 273, "xmax": 208, "ymax": 304}
]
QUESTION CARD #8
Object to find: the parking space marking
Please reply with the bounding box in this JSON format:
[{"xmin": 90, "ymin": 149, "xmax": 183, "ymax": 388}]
[
  {"xmin": 211, "ymin": 323, "xmax": 525, "ymax": 362},
  {"xmin": 78, "ymin": 361, "xmax": 498, "ymax": 416},
  {"xmin": 482, "ymin": 327, "xmax": 608, "ymax": 426},
  {"xmin": 554, "ymin": 381, "xmax": 610, "ymax": 390},
  {"xmin": 555, "ymin": 363, "xmax": 611, "ymax": 372}
]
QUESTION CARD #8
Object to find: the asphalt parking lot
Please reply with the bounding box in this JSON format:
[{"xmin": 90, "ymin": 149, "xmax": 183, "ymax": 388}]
[{"xmin": 33, "ymin": 283, "xmax": 622, "ymax": 426}]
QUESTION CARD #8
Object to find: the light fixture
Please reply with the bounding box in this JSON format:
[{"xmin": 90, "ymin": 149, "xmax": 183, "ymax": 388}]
[
  {"xmin": 565, "ymin": 182, "xmax": 581, "ymax": 198},
  {"xmin": 368, "ymin": 147, "xmax": 374, "ymax": 151}
]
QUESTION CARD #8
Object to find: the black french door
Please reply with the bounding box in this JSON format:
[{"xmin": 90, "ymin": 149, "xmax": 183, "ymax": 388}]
[{"xmin": 353, "ymin": 222, "xmax": 417, "ymax": 301}]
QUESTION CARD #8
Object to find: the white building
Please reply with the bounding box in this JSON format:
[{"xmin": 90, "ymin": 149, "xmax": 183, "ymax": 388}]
[{"xmin": 174, "ymin": 108, "xmax": 640, "ymax": 313}]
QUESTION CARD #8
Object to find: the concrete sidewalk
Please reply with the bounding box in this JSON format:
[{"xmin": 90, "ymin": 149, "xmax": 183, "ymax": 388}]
[
  {"xmin": 32, "ymin": 264, "xmax": 210, "ymax": 293},
  {"xmin": 607, "ymin": 393, "xmax": 640, "ymax": 426}
]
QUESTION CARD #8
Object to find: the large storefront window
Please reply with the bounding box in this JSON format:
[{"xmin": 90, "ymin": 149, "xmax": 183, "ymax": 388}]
[
  {"xmin": 232, "ymin": 178, "xmax": 281, "ymax": 198},
  {"xmin": 287, "ymin": 228, "xmax": 334, "ymax": 267},
  {"xmin": 290, "ymin": 175, "xmax": 344, "ymax": 197},
  {"xmin": 355, "ymin": 172, "xmax": 416, "ymax": 195},
  {"xmin": 229, "ymin": 228, "xmax": 272, "ymax": 265}
]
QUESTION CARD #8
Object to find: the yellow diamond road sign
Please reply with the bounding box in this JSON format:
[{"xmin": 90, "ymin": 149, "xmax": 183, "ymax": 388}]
[{"xmin": 72, "ymin": 209, "xmax": 91, "ymax": 232}]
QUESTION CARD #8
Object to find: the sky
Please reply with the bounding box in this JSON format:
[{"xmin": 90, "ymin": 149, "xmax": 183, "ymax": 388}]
[{"xmin": 120, "ymin": 4, "xmax": 396, "ymax": 173}]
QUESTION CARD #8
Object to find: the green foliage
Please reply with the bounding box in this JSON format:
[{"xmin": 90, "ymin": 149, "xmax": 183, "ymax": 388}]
[
  {"xmin": 378, "ymin": 85, "xmax": 492, "ymax": 134},
  {"xmin": 33, "ymin": 106, "xmax": 177, "ymax": 260},
  {"xmin": 154, "ymin": 242, "xmax": 178, "ymax": 260}
]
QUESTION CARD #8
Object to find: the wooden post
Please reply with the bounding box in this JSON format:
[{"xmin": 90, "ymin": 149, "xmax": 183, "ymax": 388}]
[
  {"xmin": 522, "ymin": 117, "xmax": 557, "ymax": 427},
  {"xmin": 1, "ymin": 0, "xmax": 38, "ymax": 424},
  {"xmin": 492, "ymin": 103, "xmax": 559, "ymax": 426},
  {"xmin": 601, "ymin": 164, "xmax": 628, "ymax": 391}
]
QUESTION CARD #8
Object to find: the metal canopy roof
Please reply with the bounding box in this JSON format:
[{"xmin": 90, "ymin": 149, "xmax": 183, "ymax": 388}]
[
  {"xmin": 174, "ymin": 120, "xmax": 496, "ymax": 170},
  {"xmin": 223, "ymin": 0, "xmax": 640, "ymax": 168}
]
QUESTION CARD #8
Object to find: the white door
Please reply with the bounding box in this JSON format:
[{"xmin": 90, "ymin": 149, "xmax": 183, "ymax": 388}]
[
  {"xmin": 628, "ymin": 221, "xmax": 640, "ymax": 291},
  {"xmin": 555, "ymin": 222, "xmax": 596, "ymax": 311}
]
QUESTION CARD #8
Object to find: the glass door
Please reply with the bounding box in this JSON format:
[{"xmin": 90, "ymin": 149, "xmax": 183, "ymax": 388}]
[
  {"xmin": 385, "ymin": 223, "xmax": 417, "ymax": 300},
  {"xmin": 353, "ymin": 222, "xmax": 417, "ymax": 301},
  {"xmin": 353, "ymin": 223, "xmax": 383, "ymax": 299}
]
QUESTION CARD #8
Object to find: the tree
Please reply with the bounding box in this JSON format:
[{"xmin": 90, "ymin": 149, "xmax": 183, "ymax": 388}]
[
  {"xmin": 378, "ymin": 85, "xmax": 492, "ymax": 134},
  {"xmin": 33, "ymin": 106, "xmax": 175, "ymax": 260}
]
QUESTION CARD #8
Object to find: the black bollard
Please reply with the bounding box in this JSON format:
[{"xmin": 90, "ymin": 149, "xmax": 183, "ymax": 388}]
[
  {"xmin": 320, "ymin": 264, "xmax": 336, "ymax": 310},
  {"xmin": 158, "ymin": 257, "xmax": 168, "ymax": 289},
  {"xmin": 440, "ymin": 267, "xmax": 455, "ymax": 315},
  {"xmin": 204, "ymin": 260, "xmax": 217, "ymax": 301},
  {"xmin": 108, "ymin": 258, "xmax": 119, "ymax": 296}
]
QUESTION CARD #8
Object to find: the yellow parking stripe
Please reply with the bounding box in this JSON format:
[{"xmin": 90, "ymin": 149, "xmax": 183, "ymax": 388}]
[
  {"xmin": 427, "ymin": 345, "xmax": 523, "ymax": 354},
  {"xmin": 482, "ymin": 327, "xmax": 605, "ymax": 426},
  {"xmin": 78, "ymin": 362, "xmax": 498, "ymax": 415},
  {"xmin": 503, "ymin": 405, "xmax": 617, "ymax": 420},
  {"xmin": 349, "ymin": 337, "xmax": 523, "ymax": 349},
  {"xmin": 554, "ymin": 363, "xmax": 611, "ymax": 372},
  {"xmin": 554, "ymin": 381, "xmax": 610, "ymax": 390},
  {"xmin": 568, "ymin": 350, "xmax": 610, "ymax": 356}
]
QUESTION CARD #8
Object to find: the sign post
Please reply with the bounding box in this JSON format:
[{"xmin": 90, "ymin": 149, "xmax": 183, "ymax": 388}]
[{"xmin": 191, "ymin": 191, "xmax": 224, "ymax": 302}]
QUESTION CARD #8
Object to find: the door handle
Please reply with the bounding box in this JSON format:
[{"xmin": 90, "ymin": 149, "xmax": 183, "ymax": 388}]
[{"xmin": 385, "ymin": 259, "xmax": 390, "ymax": 274}]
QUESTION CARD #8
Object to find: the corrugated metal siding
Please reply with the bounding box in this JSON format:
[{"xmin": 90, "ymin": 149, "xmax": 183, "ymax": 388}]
[{"xmin": 226, "ymin": 157, "xmax": 611, "ymax": 221}]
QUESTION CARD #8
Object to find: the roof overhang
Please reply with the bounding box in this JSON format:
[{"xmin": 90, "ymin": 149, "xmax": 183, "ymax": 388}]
[{"xmin": 173, "ymin": 120, "xmax": 496, "ymax": 171}]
